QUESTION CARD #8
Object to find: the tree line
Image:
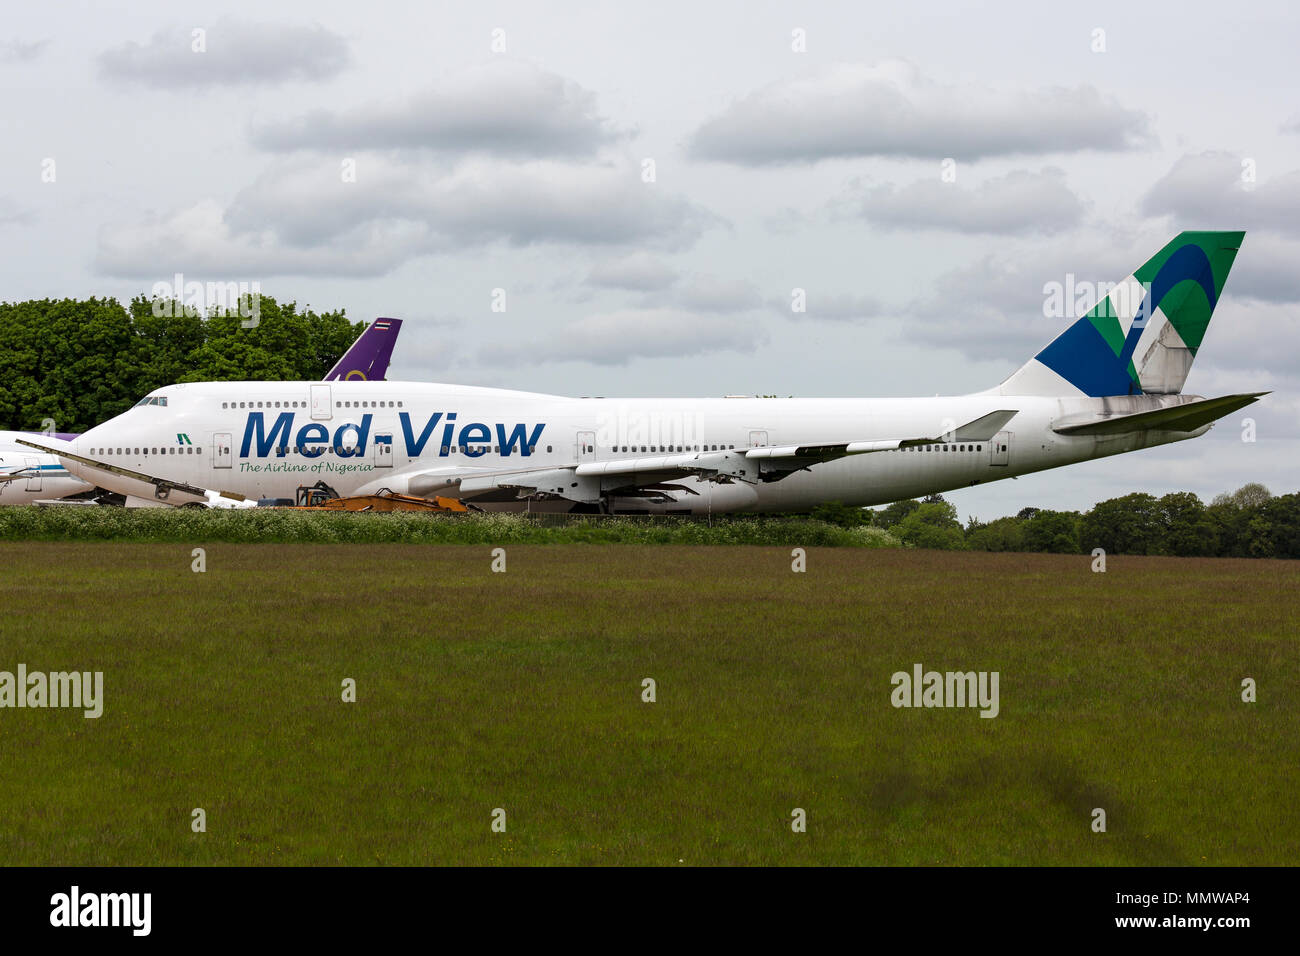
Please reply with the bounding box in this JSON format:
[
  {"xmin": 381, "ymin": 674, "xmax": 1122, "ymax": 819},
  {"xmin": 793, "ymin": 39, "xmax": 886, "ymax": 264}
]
[
  {"xmin": 0, "ymin": 295, "xmax": 361, "ymax": 433},
  {"xmin": 813, "ymin": 483, "xmax": 1300, "ymax": 559}
]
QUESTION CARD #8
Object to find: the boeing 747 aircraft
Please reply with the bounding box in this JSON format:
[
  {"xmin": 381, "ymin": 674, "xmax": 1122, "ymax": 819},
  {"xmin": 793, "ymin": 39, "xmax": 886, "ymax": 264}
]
[
  {"xmin": 1, "ymin": 316, "xmax": 403, "ymax": 505},
  {"xmin": 23, "ymin": 234, "xmax": 1263, "ymax": 513}
]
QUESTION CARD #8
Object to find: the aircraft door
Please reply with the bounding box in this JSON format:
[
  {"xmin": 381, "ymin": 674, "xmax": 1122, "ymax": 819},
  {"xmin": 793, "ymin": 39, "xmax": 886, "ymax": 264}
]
[
  {"xmin": 24, "ymin": 457, "xmax": 40, "ymax": 492},
  {"xmin": 990, "ymin": 431, "xmax": 1011, "ymax": 466},
  {"xmin": 310, "ymin": 384, "xmax": 332, "ymax": 420},
  {"xmin": 749, "ymin": 430, "xmax": 769, "ymax": 448},
  {"xmin": 576, "ymin": 430, "xmax": 596, "ymax": 462},
  {"xmin": 213, "ymin": 433, "xmax": 232, "ymax": 469},
  {"xmin": 374, "ymin": 433, "xmax": 393, "ymax": 467}
]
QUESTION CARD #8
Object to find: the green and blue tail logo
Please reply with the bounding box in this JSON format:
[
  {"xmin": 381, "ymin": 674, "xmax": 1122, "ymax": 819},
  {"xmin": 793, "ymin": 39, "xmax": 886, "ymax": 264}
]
[{"xmin": 1021, "ymin": 231, "xmax": 1243, "ymax": 397}]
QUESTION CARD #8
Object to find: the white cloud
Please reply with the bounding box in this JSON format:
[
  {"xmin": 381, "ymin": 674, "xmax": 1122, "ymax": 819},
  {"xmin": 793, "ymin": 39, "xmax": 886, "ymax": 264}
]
[
  {"xmin": 1140, "ymin": 151, "xmax": 1300, "ymax": 238},
  {"xmin": 252, "ymin": 60, "xmax": 624, "ymax": 157},
  {"xmin": 95, "ymin": 157, "xmax": 719, "ymax": 277},
  {"xmin": 485, "ymin": 309, "xmax": 766, "ymax": 366},
  {"xmin": 674, "ymin": 274, "xmax": 763, "ymax": 312},
  {"xmin": 1224, "ymin": 233, "xmax": 1300, "ymax": 303},
  {"xmin": 98, "ymin": 19, "xmax": 348, "ymax": 87},
  {"xmin": 0, "ymin": 197, "xmax": 32, "ymax": 226},
  {"xmin": 94, "ymin": 199, "xmax": 428, "ymax": 278},
  {"xmin": 894, "ymin": 234, "xmax": 1154, "ymax": 363},
  {"xmin": 0, "ymin": 38, "xmax": 49, "ymax": 63},
  {"xmin": 689, "ymin": 60, "xmax": 1152, "ymax": 164},
  {"xmin": 586, "ymin": 253, "xmax": 678, "ymax": 290},
  {"xmin": 774, "ymin": 291, "xmax": 883, "ymax": 323},
  {"xmin": 842, "ymin": 168, "xmax": 1086, "ymax": 235},
  {"xmin": 1196, "ymin": 298, "xmax": 1300, "ymax": 381}
]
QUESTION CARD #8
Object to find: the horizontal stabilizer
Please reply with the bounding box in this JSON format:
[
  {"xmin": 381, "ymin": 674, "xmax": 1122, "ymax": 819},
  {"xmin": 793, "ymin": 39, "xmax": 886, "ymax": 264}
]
[{"xmin": 1052, "ymin": 392, "xmax": 1267, "ymax": 436}]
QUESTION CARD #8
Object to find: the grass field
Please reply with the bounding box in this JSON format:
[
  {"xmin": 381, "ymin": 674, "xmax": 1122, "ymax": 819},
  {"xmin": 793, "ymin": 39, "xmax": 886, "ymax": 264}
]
[{"xmin": 1, "ymin": 543, "xmax": 1296, "ymax": 866}]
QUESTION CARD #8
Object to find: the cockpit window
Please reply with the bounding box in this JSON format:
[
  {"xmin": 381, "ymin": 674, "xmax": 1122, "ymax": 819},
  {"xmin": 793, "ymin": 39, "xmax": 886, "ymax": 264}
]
[{"xmin": 133, "ymin": 396, "xmax": 168, "ymax": 407}]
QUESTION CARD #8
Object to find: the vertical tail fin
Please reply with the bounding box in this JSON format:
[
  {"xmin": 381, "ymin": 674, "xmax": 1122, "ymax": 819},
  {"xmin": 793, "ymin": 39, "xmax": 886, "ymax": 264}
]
[
  {"xmin": 324, "ymin": 317, "xmax": 403, "ymax": 382},
  {"xmin": 994, "ymin": 231, "xmax": 1244, "ymax": 397}
]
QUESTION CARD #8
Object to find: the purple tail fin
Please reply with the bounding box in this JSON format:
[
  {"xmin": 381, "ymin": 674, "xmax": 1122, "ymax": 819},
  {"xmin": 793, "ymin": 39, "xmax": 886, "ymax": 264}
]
[{"xmin": 324, "ymin": 317, "xmax": 403, "ymax": 381}]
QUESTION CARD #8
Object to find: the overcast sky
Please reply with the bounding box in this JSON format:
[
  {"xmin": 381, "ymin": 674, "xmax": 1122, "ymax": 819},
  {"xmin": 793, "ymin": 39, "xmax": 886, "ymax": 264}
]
[{"xmin": 4, "ymin": 0, "xmax": 1297, "ymax": 520}]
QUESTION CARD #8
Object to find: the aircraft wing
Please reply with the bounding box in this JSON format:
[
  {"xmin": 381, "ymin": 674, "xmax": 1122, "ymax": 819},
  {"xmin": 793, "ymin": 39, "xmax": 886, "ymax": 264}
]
[
  {"xmin": 0, "ymin": 467, "xmax": 38, "ymax": 484},
  {"xmin": 410, "ymin": 409, "xmax": 1019, "ymax": 504},
  {"xmin": 15, "ymin": 440, "xmax": 254, "ymax": 508},
  {"xmin": 741, "ymin": 409, "xmax": 1019, "ymax": 462}
]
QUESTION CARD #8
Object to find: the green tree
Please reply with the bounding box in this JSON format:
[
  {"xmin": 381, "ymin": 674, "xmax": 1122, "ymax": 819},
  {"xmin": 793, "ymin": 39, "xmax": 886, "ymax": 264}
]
[
  {"xmin": 1261, "ymin": 494, "xmax": 1300, "ymax": 558},
  {"xmin": 0, "ymin": 295, "xmax": 361, "ymax": 433},
  {"xmin": 965, "ymin": 515, "xmax": 1027, "ymax": 552},
  {"xmin": 1207, "ymin": 483, "xmax": 1276, "ymax": 557},
  {"xmin": 873, "ymin": 498, "xmax": 920, "ymax": 529},
  {"xmin": 810, "ymin": 500, "xmax": 871, "ymax": 528},
  {"xmin": 1231, "ymin": 482, "xmax": 1273, "ymax": 510},
  {"xmin": 1023, "ymin": 509, "xmax": 1081, "ymax": 553},
  {"xmin": 1080, "ymin": 492, "xmax": 1163, "ymax": 555},
  {"xmin": 895, "ymin": 499, "xmax": 966, "ymax": 550},
  {"xmin": 1157, "ymin": 491, "xmax": 1218, "ymax": 557}
]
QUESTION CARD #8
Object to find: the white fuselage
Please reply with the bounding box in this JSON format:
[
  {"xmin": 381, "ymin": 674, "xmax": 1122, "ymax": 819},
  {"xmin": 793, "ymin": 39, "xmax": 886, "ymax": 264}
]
[
  {"xmin": 0, "ymin": 433, "xmax": 94, "ymax": 504},
  {"xmin": 64, "ymin": 381, "xmax": 1206, "ymax": 513}
]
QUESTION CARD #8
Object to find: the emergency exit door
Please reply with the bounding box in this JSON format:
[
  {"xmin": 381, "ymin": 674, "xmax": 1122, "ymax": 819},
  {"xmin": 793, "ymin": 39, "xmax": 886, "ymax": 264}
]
[
  {"xmin": 990, "ymin": 431, "xmax": 1011, "ymax": 466},
  {"xmin": 213, "ymin": 433, "xmax": 232, "ymax": 469},
  {"xmin": 310, "ymin": 384, "xmax": 332, "ymax": 420}
]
